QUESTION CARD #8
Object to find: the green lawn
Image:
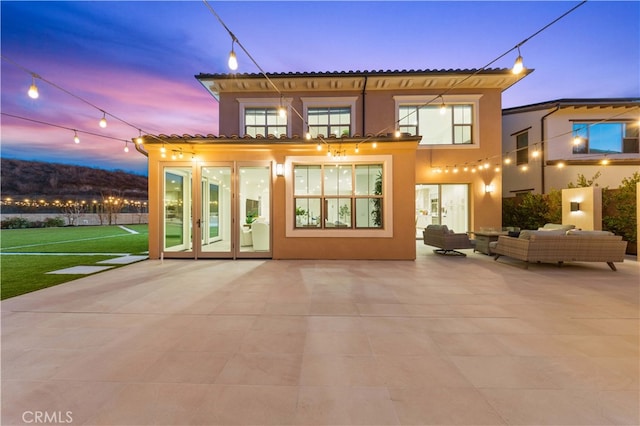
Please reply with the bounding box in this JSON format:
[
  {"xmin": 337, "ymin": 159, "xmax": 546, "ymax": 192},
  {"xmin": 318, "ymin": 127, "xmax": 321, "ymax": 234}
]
[{"xmin": 1, "ymin": 225, "xmax": 149, "ymax": 299}]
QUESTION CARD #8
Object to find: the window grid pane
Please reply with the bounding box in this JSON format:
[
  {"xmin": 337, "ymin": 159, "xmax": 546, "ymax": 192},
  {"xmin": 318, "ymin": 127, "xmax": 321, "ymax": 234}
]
[
  {"xmin": 400, "ymin": 103, "xmax": 474, "ymax": 145},
  {"xmin": 292, "ymin": 163, "xmax": 383, "ymax": 230},
  {"xmin": 245, "ymin": 107, "xmax": 287, "ymax": 137}
]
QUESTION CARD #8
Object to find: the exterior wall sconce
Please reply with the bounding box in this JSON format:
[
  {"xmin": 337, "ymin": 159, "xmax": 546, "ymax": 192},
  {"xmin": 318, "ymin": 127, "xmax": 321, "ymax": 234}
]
[
  {"xmin": 570, "ymin": 201, "xmax": 580, "ymax": 212},
  {"xmin": 275, "ymin": 163, "xmax": 284, "ymax": 177},
  {"xmin": 485, "ymin": 184, "xmax": 495, "ymax": 194}
]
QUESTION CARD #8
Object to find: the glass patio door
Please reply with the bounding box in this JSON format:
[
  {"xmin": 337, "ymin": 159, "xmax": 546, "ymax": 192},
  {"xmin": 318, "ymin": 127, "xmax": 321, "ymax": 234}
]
[
  {"xmin": 162, "ymin": 163, "xmax": 271, "ymax": 259},
  {"xmin": 237, "ymin": 164, "xmax": 271, "ymax": 257},
  {"xmin": 163, "ymin": 166, "xmax": 193, "ymax": 256},
  {"xmin": 196, "ymin": 165, "xmax": 233, "ymax": 258}
]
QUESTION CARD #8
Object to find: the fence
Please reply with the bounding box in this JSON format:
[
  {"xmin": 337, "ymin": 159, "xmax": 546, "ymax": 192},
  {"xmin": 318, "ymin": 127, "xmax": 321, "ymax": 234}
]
[{"xmin": 0, "ymin": 213, "xmax": 148, "ymax": 226}]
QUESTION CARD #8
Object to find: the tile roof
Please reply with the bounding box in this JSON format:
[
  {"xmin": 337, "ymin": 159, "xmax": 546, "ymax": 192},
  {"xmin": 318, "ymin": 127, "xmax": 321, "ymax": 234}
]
[{"xmin": 196, "ymin": 68, "xmax": 516, "ymax": 79}]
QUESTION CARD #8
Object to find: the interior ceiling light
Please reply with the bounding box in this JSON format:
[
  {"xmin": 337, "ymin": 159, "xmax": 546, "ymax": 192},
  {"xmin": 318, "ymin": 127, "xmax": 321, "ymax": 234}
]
[
  {"xmin": 99, "ymin": 112, "xmax": 107, "ymax": 128},
  {"xmin": 27, "ymin": 75, "xmax": 39, "ymax": 99},
  {"xmin": 228, "ymin": 37, "xmax": 238, "ymax": 71},
  {"xmin": 512, "ymin": 46, "xmax": 524, "ymax": 75}
]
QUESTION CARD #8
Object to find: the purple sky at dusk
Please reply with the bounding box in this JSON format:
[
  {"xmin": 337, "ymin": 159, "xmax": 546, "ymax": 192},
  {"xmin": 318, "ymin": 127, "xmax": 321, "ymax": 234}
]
[{"xmin": 1, "ymin": 1, "xmax": 638, "ymax": 175}]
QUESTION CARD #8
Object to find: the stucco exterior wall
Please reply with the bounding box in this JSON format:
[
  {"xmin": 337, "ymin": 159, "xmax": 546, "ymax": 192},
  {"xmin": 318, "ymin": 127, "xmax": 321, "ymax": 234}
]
[{"xmin": 145, "ymin": 140, "xmax": 419, "ymax": 260}]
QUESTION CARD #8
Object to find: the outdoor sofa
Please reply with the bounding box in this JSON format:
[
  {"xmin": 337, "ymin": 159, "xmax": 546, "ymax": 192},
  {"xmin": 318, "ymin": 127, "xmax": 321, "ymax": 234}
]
[{"xmin": 492, "ymin": 228, "xmax": 628, "ymax": 271}]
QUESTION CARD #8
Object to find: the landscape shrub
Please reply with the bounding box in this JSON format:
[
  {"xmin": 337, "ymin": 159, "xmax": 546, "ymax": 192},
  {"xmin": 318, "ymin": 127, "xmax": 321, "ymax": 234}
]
[
  {"xmin": 1, "ymin": 217, "xmax": 30, "ymax": 229},
  {"xmin": 44, "ymin": 217, "xmax": 65, "ymax": 227}
]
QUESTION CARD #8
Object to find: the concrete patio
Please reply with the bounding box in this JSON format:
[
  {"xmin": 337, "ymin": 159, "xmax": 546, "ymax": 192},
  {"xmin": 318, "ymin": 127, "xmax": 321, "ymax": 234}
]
[{"xmin": 2, "ymin": 244, "xmax": 639, "ymax": 425}]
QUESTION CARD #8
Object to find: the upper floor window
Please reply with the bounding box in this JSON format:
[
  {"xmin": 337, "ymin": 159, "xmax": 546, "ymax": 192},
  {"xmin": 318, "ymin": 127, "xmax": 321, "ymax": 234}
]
[
  {"xmin": 572, "ymin": 121, "xmax": 639, "ymax": 154},
  {"xmin": 395, "ymin": 95, "xmax": 481, "ymax": 147},
  {"xmin": 302, "ymin": 97, "xmax": 357, "ymax": 138},
  {"xmin": 244, "ymin": 107, "xmax": 287, "ymax": 138},
  {"xmin": 293, "ymin": 163, "xmax": 383, "ymax": 229},
  {"xmin": 516, "ymin": 131, "xmax": 529, "ymax": 165},
  {"xmin": 308, "ymin": 107, "xmax": 351, "ymax": 138}
]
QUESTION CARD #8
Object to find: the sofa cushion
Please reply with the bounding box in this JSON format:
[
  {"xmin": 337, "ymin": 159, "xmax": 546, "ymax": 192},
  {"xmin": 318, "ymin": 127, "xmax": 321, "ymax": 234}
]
[
  {"xmin": 519, "ymin": 229, "xmax": 566, "ymax": 239},
  {"xmin": 541, "ymin": 223, "xmax": 575, "ymax": 231},
  {"xmin": 566, "ymin": 230, "xmax": 614, "ymax": 237}
]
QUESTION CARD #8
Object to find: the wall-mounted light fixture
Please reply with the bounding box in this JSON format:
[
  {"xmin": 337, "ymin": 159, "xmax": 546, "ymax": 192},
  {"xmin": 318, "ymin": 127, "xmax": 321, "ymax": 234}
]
[
  {"xmin": 275, "ymin": 163, "xmax": 284, "ymax": 177},
  {"xmin": 570, "ymin": 201, "xmax": 580, "ymax": 212},
  {"xmin": 485, "ymin": 184, "xmax": 495, "ymax": 194}
]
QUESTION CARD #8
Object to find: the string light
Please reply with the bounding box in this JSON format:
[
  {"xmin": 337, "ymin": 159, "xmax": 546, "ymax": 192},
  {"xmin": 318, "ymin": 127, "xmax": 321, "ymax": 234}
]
[
  {"xmin": 316, "ymin": 142, "xmax": 322, "ymax": 151},
  {"xmin": 99, "ymin": 112, "xmax": 107, "ymax": 128},
  {"xmin": 73, "ymin": 130, "xmax": 80, "ymax": 144},
  {"xmin": 512, "ymin": 46, "xmax": 524, "ymax": 75},
  {"xmin": 28, "ymin": 75, "xmax": 39, "ymax": 99},
  {"xmin": 228, "ymin": 37, "xmax": 238, "ymax": 71},
  {"xmin": 124, "ymin": 141, "xmax": 129, "ymax": 153},
  {"xmin": 439, "ymin": 96, "xmax": 447, "ymax": 115},
  {"xmin": 136, "ymin": 130, "xmax": 143, "ymax": 145},
  {"xmin": 355, "ymin": 145, "xmax": 359, "ymax": 153}
]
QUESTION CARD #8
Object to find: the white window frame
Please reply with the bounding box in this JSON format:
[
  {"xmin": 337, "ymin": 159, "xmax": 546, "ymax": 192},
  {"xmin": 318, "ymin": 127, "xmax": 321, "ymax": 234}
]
[
  {"xmin": 302, "ymin": 97, "xmax": 358, "ymax": 137},
  {"xmin": 284, "ymin": 155, "xmax": 393, "ymax": 238},
  {"xmin": 394, "ymin": 94, "xmax": 482, "ymax": 149},
  {"xmin": 238, "ymin": 97, "xmax": 292, "ymax": 137}
]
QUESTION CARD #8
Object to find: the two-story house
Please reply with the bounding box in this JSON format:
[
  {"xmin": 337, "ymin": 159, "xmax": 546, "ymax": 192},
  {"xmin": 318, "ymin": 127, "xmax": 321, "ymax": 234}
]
[
  {"xmin": 137, "ymin": 69, "xmax": 529, "ymax": 260},
  {"xmin": 502, "ymin": 98, "xmax": 640, "ymax": 195}
]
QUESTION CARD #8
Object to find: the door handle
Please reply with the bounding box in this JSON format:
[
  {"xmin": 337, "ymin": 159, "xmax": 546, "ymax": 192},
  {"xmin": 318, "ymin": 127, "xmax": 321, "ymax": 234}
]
[{"xmin": 196, "ymin": 219, "xmax": 201, "ymax": 228}]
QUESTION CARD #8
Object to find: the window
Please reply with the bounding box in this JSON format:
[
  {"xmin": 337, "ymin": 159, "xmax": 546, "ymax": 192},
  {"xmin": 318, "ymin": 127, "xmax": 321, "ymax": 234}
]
[
  {"xmin": 293, "ymin": 163, "xmax": 383, "ymax": 229},
  {"xmin": 244, "ymin": 107, "xmax": 287, "ymax": 137},
  {"xmin": 308, "ymin": 107, "xmax": 351, "ymax": 138},
  {"xmin": 572, "ymin": 122, "xmax": 639, "ymax": 154},
  {"xmin": 516, "ymin": 131, "xmax": 529, "ymax": 165},
  {"xmin": 399, "ymin": 105, "xmax": 473, "ymax": 145},
  {"xmin": 395, "ymin": 95, "xmax": 481, "ymax": 146}
]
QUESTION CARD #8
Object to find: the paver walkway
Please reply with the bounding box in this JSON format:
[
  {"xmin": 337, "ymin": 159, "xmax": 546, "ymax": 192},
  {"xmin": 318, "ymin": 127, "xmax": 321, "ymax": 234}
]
[{"xmin": 2, "ymin": 245, "xmax": 638, "ymax": 425}]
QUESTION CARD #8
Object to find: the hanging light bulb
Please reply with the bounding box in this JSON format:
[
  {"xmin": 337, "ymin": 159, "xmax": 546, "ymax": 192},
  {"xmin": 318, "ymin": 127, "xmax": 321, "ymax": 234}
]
[
  {"xmin": 573, "ymin": 136, "xmax": 582, "ymax": 146},
  {"xmin": 99, "ymin": 112, "xmax": 107, "ymax": 128},
  {"xmin": 73, "ymin": 131, "xmax": 80, "ymax": 144},
  {"xmin": 557, "ymin": 162, "xmax": 565, "ymax": 168},
  {"xmin": 171, "ymin": 152, "xmax": 177, "ymax": 160},
  {"xmin": 453, "ymin": 165, "xmax": 459, "ymax": 173},
  {"xmin": 601, "ymin": 157, "xmax": 609, "ymax": 165},
  {"xmin": 316, "ymin": 142, "xmax": 322, "ymax": 151},
  {"xmin": 279, "ymin": 106, "xmax": 287, "ymax": 118},
  {"xmin": 228, "ymin": 38, "xmax": 238, "ymax": 71},
  {"xmin": 178, "ymin": 149, "xmax": 183, "ymax": 159},
  {"xmin": 504, "ymin": 156, "xmax": 512, "ymax": 165},
  {"xmin": 28, "ymin": 75, "xmax": 39, "ymax": 99},
  {"xmin": 355, "ymin": 145, "xmax": 359, "ymax": 153},
  {"xmin": 124, "ymin": 142, "xmax": 129, "ymax": 153},
  {"xmin": 394, "ymin": 129, "xmax": 401, "ymax": 137},
  {"xmin": 532, "ymin": 145, "xmax": 540, "ymax": 158},
  {"xmin": 372, "ymin": 142, "xmax": 377, "ymax": 148},
  {"xmin": 136, "ymin": 130, "xmax": 143, "ymax": 145},
  {"xmin": 439, "ymin": 96, "xmax": 447, "ymax": 115},
  {"xmin": 512, "ymin": 46, "xmax": 524, "ymax": 75}
]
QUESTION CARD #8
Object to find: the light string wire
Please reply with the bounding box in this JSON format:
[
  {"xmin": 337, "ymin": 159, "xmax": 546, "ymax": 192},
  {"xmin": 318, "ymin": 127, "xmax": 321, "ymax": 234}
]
[
  {"xmin": 392, "ymin": 0, "xmax": 588, "ymax": 142},
  {"xmin": 203, "ymin": 0, "xmax": 588, "ymax": 157},
  {"xmin": 1, "ymin": 112, "xmax": 130, "ymax": 144},
  {"xmin": 0, "ymin": 54, "xmax": 175, "ymax": 150}
]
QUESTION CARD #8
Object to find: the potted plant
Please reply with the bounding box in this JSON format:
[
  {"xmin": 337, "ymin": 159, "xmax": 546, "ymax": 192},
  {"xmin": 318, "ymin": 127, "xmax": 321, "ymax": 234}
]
[{"xmin": 295, "ymin": 206, "xmax": 307, "ymax": 225}]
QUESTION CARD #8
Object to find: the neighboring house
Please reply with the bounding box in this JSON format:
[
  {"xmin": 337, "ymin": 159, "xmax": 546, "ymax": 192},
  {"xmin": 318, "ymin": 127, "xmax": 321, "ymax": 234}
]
[
  {"xmin": 502, "ymin": 98, "xmax": 640, "ymax": 196},
  {"xmin": 138, "ymin": 69, "xmax": 529, "ymax": 260}
]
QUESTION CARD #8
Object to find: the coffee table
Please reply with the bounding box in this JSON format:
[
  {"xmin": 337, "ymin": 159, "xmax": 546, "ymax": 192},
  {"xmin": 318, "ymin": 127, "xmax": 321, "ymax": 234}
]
[{"xmin": 473, "ymin": 231, "xmax": 507, "ymax": 255}]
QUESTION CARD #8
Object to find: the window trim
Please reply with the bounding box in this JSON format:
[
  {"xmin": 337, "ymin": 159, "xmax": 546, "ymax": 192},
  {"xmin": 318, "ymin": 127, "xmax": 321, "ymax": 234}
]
[
  {"xmin": 285, "ymin": 155, "xmax": 393, "ymax": 238},
  {"xmin": 301, "ymin": 97, "xmax": 358, "ymax": 137},
  {"xmin": 394, "ymin": 94, "xmax": 482, "ymax": 149},
  {"xmin": 238, "ymin": 97, "xmax": 292, "ymax": 137}
]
